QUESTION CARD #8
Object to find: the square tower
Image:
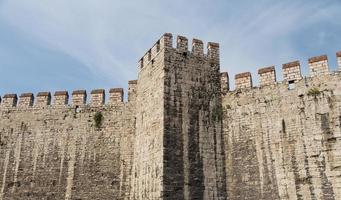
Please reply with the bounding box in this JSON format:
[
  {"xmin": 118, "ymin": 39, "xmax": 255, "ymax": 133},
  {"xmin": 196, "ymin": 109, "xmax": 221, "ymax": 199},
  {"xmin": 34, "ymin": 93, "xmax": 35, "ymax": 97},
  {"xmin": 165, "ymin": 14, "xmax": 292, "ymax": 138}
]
[{"xmin": 132, "ymin": 33, "xmax": 226, "ymax": 200}]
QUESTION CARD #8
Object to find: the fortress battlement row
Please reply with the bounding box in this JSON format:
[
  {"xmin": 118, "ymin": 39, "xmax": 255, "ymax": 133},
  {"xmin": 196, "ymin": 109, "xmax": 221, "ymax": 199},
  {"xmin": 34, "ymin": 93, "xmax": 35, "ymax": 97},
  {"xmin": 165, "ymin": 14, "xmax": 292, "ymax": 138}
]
[
  {"xmin": 138, "ymin": 33, "xmax": 219, "ymax": 70},
  {"xmin": 0, "ymin": 81, "xmax": 137, "ymax": 109},
  {"xmin": 224, "ymin": 52, "xmax": 341, "ymax": 91},
  {"xmin": 2, "ymin": 32, "xmax": 339, "ymax": 110},
  {"xmin": 1, "ymin": 33, "xmax": 341, "ymax": 200},
  {"xmin": 139, "ymin": 34, "xmax": 341, "ymax": 94}
]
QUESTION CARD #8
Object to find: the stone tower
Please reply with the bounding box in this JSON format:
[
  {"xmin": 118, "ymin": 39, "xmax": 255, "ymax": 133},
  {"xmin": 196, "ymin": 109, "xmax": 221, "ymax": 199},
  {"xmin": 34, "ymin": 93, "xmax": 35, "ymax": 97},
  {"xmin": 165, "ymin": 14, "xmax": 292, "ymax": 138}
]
[{"xmin": 131, "ymin": 33, "xmax": 227, "ymax": 199}]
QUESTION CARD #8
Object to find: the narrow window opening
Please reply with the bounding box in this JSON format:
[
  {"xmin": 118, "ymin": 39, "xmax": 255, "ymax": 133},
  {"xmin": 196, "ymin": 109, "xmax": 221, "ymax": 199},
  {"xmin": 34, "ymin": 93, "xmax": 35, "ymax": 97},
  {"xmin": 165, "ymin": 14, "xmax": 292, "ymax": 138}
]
[
  {"xmin": 288, "ymin": 80, "xmax": 295, "ymax": 90},
  {"xmin": 75, "ymin": 105, "xmax": 81, "ymax": 113},
  {"xmin": 140, "ymin": 58, "xmax": 144, "ymax": 69},
  {"xmin": 156, "ymin": 40, "xmax": 160, "ymax": 52},
  {"xmin": 148, "ymin": 50, "xmax": 152, "ymax": 61},
  {"xmin": 282, "ymin": 119, "xmax": 286, "ymax": 134}
]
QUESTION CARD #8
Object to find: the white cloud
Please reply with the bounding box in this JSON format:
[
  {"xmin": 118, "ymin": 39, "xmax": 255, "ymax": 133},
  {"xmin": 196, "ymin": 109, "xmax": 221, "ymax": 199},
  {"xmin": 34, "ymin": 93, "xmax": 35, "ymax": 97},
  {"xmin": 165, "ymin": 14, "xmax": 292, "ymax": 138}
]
[{"xmin": 0, "ymin": 0, "xmax": 340, "ymax": 87}]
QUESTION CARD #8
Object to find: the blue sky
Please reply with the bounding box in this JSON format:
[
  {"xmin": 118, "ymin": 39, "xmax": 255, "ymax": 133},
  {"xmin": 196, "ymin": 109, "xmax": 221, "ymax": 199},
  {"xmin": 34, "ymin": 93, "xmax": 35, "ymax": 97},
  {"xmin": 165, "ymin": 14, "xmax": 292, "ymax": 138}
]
[{"xmin": 1, "ymin": 0, "xmax": 341, "ymax": 95}]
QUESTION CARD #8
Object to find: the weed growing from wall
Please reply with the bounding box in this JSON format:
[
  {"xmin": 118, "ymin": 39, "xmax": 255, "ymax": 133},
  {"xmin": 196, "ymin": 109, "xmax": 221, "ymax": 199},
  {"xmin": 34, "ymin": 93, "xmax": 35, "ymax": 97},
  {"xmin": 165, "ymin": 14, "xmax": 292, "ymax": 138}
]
[
  {"xmin": 307, "ymin": 87, "xmax": 321, "ymax": 96},
  {"xmin": 94, "ymin": 112, "xmax": 104, "ymax": 129}
]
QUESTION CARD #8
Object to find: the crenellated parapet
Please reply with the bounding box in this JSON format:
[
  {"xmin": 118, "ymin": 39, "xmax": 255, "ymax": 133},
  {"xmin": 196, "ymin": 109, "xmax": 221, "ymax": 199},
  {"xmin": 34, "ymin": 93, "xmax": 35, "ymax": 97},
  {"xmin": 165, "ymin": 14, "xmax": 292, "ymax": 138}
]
[
  {"xmin": 282, "ymin": 60, "xmax": 302, "ymax": 83},
  {"xmin": 91, "ymin": 89, "xmax": 105, "ymax": 106},
  {"xmin": 109, "ymin": 88, "xmax": 124, "ymax": 104},
  {"xmin": 192, "ymin": 39, "xmax": 204, "ymax": 56},
  {"xmin": 138, "ymin": 33, "xmax": 169, "ymax": 69},
  {"xmin": 207, "ymin": 42, "xmax": 219, "ymax": 62},
  {"xmin": 0, "ymin": 81, "xmax": 137, "ymax": 109},
  {"xmin": 223, "ymin": 52, "xmax": 341, "ymax": 92},
  {"xmin": 36, "ymin": 92, "xmax": 51, "ymax": 107},
  {"xmin": 128, "ymin": 80, "xmax": 137, "ymax": 103},
  {"xmin": 1, "ymin": 94, "xmax": 17, "ymax": 108},
  {"xmin": 235, "ymin": 72, "xmax": 252, "ymax": 89},
  {"xmin": 18, "ymin": 93, "xmax": 34, "ymax": 108},
  {"xmin": 72, "ymin": 90, "xmax": 87, "ymax": 106},
  {"xmin": 308, "ymin": 55, "xmax": 329, "ymax": 77},
  {"xmin": 337, "ymin": 51, "xmax": 341, "ymax": 71},
  {"xmin": 258, "ymin": 66, "xmax": 276, "ymax": 86},
  {"xmin": 176, "ymin": 35, "xmax": 188, "ymax": 52},
  {"xmin": 54, "ymin": 91, "xmax": 69, "ymax": 106},
  {"xmin": 138, "ymin": 33, "xmax": 220, "ymax": 70}
]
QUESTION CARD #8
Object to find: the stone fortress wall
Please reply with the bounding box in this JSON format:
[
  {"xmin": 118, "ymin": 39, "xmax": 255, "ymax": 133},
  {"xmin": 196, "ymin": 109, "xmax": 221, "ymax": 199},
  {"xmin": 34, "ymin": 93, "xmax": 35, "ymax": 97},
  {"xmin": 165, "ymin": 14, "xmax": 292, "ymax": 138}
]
[
  {"xmin": 0, "ymin": 85, "xmax": 137, "ymax": 199},
  {"xmin": 222, "ymin": 52, "xmax": 341, "ymax": 200},
  {"xmin": 1, "ymin": 32, "xmax": 341, "ymax": 200}
]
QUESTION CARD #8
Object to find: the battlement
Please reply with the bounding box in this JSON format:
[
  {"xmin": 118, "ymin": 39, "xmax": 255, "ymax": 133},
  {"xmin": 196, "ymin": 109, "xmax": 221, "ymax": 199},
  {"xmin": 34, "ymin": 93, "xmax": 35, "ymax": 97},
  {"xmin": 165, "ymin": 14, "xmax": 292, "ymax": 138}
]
[
  {"xmin": 138, "ymin": 33, "xmax": 220, "ymax": 69},
  {"xmin": 222, "ymin": 52, "xmax": 341, "ymax": 92},
  {"xmin": 337, "ymin": 51, "xmax": 341, "ymax": 71},
  {"xmin": 308, "ymin": 55, "xmax": 329, "ymax": 77},
  {"xmin": 54, "ymin": 91, "xmax": 69, "ymax": 106},
  {"xmin": 258, "ymin": 66, "xmax": 276, "ymax": 86},
  {"xmin": 91, "ymin": 89, "xmax": 105, "ymax": 107},
  {"xmin": 109, "ymin": 88, "xmax": 123, "ymax": 104},
  {"xmin": 282, "ymin": 60, "xmax": 302, "ymax": 83},
  {"xmin": 235, "ymin": 72, "xmax": 252, "ymax": 89},
  {"xmin": 0, "ymin": 80, "xmax": 137, "ymax": 109},
  {"xmin": 36, "ymin": 92, "xmax": 51, "ymax": 107},
  {"xmin": 18, "ymin": 93, "xmax": 34, "ymax": 108},
  {"xmin": 1, "ymin": 94, "xmax": 18, "ymax": 108}
]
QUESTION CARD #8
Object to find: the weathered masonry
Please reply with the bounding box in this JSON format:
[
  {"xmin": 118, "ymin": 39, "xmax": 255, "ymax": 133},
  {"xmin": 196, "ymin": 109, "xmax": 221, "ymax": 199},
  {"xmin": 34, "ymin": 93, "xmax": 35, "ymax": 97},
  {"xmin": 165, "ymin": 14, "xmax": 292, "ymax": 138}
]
[
  {"xmin": 223, "ymin": 53, "xmax": 341, "ymax": 200},
  {"xmin": 0, "ymin": 33, "xmax": 341, "ymax": 200},
  {"xmin": 0, "ymin": 87, "xmax": 136, "ymax": 200}
]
